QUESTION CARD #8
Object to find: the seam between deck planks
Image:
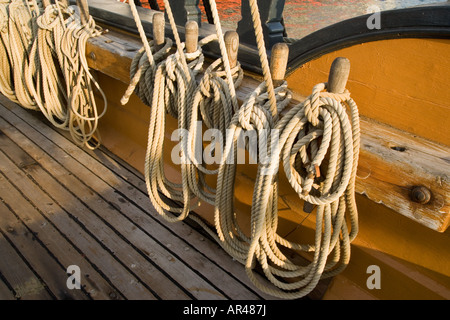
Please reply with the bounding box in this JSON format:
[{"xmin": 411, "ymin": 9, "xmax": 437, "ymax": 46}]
[{"xmin": 0, "ymin": 98, "xmax": 267, "ymax": 300}]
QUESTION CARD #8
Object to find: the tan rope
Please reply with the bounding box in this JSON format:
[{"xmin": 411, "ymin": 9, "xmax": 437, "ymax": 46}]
[
  {"xmin": 247, "ymin": 0, "xmax": 278, "ymax": 119},
  {"xmin": 242, "ymin": 83, "xmax": 360, "ymax": 298},
  {"xmin": 125, "ymin": 0, "xmax": 360, "ymax": 300},
  {"xmin": 125, "ymin": 0, "xmax": 206, "ymax": 222},
  {"xmin": 26, "ymin": 3, "xmax": 72, "ymax": 129},
  {"xmin": 7, "ymin": 0, "xmax": 41, "ymax": 109},
  {"xmin": 0, "ymin": 0, "xmax": 106, "ymax": 149},
  {"xmin": 0, "ymin": 1, "xmax": 19, "ymax": 103}
]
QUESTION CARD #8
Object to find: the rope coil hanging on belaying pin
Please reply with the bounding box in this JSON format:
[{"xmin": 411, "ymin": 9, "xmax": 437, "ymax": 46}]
[
  {"xmin": 185, "ymin": 30, "xmax": 244, "ymax": 207},
  {"xmin": 244, "ymin": 58, "xmax": 360, "ymax": 299},
  {"xmin": 124, "ymin": 0, "xmax": 360, "ymax": 300},
  {"xmin": 209, "ymin": 0, "xmax": 360, "ymax": 299},
  {"xmin": 0, "ymin": 0, "xmax": 20, "ymax": 103},
  {"xmin": 121, "ymin": 12, "xmax": 173, "ymax": 106},
  {"xmin": 125, "ymin": 0, "xmax": 212, "ymax": 222}
]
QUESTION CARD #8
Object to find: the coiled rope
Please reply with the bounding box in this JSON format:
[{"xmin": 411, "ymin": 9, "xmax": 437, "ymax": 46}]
[
  {"xmin": 243, "ymin": 83, "xmax": 360, "ymax": 299},
  {"xmin": 125, "ymin": 0, "xmax": 208, "ymax": 222},
  {"xmin": 0, "ymin": 0, "xmax": 20, "ymax": 103},
  {"xmin": 0, "ymin": 0, "xmax": 106, "ymax": 149},
  {"xmin": 184, "ymin": 55, "xmax": 243, "ymax": 206},
  {"xmin": 7, "ymin": 0, "xmax": 41, "ymax": 109},
  {"xmin": 125, "ymin": 0, "xmax": 360, "ymax": 299},
  {"xmin": 26, "ymin": 3, "xmax": 73, "ymax": 129}
]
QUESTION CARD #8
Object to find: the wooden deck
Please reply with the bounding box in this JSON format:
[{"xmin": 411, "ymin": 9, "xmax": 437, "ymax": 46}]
[{"xmin": 0, "ymin": 95, "xmax": 275, "ymax": 300}]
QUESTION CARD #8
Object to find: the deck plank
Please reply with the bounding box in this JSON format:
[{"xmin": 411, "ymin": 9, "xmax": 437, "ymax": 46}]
[
  {"xmin": 0, "ymin": 138, "xmax": 133, "ymax": 300},
  {"xmin": 0, "ymin": 277, "xmax": 16, "ymax": 300},
  {"xmin": 0, "ymin": 222, "xmax": 52, "ymax": 300},
  {"xmin": 0, "ymin": 185, "xmax": 87, "ymax": 300},
  {"xmin": 0, "ymin": 98, "xmax": 275, "ymax": 300},
  {"xmin": 0, "ymin": 117, "xmax": 189, "ymax": 300},
  {"xmin": 0, "ymin": 98, "xmax": 265, "ymax": 300}
]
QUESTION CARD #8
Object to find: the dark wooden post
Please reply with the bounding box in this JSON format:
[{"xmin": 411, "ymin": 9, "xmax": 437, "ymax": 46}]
[
  {"xmin": 76, "ymin": 0, "xmax": 90, "ymax": 25},
  {"xmin": 148, "ymin": 0, "xmax": 160, "ymax": 10},
  {"xmin": 166, "ymin": 0, "xmax": 201, "ymax": 27},
  {"xmin": 237, "ymin": 0, "xmax": 286, "ymax": 49}
]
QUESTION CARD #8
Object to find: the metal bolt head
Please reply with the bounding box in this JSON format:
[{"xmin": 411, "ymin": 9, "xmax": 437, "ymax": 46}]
[{"xmin": 410, "ymin": 186, "xmax": 431, "ymax": 204}]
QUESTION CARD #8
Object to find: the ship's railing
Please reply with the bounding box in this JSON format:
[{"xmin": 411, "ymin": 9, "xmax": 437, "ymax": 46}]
[
  {"xmin": 70, "ymin": 0, "xmax": 276, "ymax": 74},
  {"xmin": 131, "ymin": 0, "xmax": 288, "ymax": 49},
  {"xmin": 68, "ymin": 0, "xmax": 450, "ymax": 232},
  {"xmin": 75, "ymin": 1, "xmax": 450, "ymax": 75}
]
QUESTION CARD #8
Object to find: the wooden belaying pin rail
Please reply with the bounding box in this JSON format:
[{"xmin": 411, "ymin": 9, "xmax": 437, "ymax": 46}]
[
  {"xmin": 153, "ymin": 12, "xmax": 165, "ymax": 51},
  {"xmin": 185, "ymin": 21, "xmax": 198, "ymax": 54},
  {"xmin": 270, "ymin": 42, "xmax": 289, "ymax": 87},
  {"xmin": 224, "ymin": 31, "xmax": 239, "ymax": 69}
]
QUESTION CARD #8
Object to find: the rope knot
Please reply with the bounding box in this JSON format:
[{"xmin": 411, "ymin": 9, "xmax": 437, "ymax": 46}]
[
  {"xmin": 304, "ymin": 83, "xmax": 325, "ymax": 126},
  {"xmin": 238, "ymin": 83, "xmax": 274, "ymax": 131}
]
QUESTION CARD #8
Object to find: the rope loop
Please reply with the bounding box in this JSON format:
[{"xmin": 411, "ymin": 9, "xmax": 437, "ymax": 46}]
[{"xmin": 196, "ymin": 58, "xmax": 243, "ymax": 131}]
